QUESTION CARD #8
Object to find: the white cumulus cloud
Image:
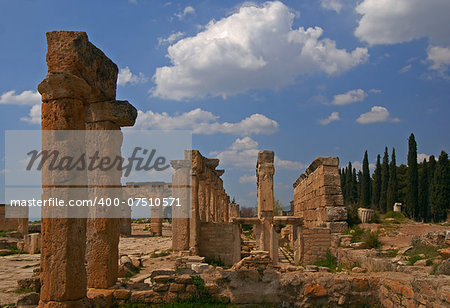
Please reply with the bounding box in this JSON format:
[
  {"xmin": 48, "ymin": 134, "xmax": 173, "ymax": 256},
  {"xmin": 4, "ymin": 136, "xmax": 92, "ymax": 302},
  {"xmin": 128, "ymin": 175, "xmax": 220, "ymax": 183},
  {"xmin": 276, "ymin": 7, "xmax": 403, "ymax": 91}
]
[
  {"xmin": 427, "ymin": 45, "xmax": 450, "ymax": 75},
  {"xmin": 399, "ymin": 64, "xmax": 412, "ymax": 73},
  {"xmin": 211, "ymin": 136, "xmax": 304, "ymax": 170},
  {"xmin": 134, "ymin": 108, "xmax": 279, "ymax": 136},
  {"xmin": 153, "ymin": 1, "xmax": 369, "ymax": 101},
  {"xmin": 175, "ymin": 6, "xmax": 195, "ymax": 19},
  {"xmin": 117, "ymin": 67, "xmax": 148, "ymax": 86},
  {"xmin": 332, "ymin": 89, "xmax": 367, "ymax": 105},
  {"xmin": 0, "ymin": 90, "xmax": 41, "ymax": 105},
  {"xmin": 319, "ymin": 111, "xmax": 340, "ymax": 125},
  {"xmin": 320, "ymin": 0, "xmax": 343, "ymax": 13},
  {"xmin": 355, "ymin": 0, "xmax": 450, "ymax": 46},
  {"xmin": 239, "ymin": 174, "xmax": 256, "ymax": 184},
  {"xmin": 158, "ymin": 32, "xmax": 185, "ymax": 46},
  {"xmin": 356, "ymin": 106, "xmax": 400, "ymax": 124},
  {"xmin": 417, "ymin": 153, "xmax": 431, "ymax": 163},
  {"xmin": 20, "ymin": 104, "xmax": 41, "ymax": 124}
]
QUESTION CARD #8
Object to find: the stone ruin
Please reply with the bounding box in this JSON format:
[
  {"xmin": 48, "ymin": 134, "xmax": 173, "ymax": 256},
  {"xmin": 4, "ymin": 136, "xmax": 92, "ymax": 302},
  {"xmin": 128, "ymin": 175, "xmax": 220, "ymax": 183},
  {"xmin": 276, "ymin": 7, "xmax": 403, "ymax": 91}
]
[
  {"xmin": 292, "ymin": 156, "xmax": 347, "ymax": 264},
  {"xmin": 37, "ymin": 30, "xmax": 137, "ymax": 307},
  {"xmin": 5, "ymin": 30, "xmax": 448, "ymax": 308}
]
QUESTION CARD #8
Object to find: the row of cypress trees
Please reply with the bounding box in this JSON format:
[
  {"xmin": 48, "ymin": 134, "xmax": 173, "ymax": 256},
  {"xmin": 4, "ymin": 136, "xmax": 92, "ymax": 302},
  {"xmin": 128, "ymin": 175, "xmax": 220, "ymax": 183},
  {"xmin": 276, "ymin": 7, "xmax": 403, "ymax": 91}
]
[{"xmin": 340, "ymin": 134, "xmax": 449, "ymax": 222}]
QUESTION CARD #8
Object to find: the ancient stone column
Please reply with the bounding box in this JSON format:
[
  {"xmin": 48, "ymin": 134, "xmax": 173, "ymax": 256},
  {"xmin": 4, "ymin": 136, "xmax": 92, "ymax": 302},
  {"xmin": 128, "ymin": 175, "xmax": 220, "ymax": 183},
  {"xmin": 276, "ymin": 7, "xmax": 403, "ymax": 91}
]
[
  {"xmin": 85, "ymin": 100, "xmax": 136, "ymax": 289},
  {"xmin": 150, "ymin": 185, "xmax": 164, "ymax": 236},
  {"xmin": 210, "ymin": 177, "xmax": 217, "ymax": 222},
  {"xmin": 206, "ymin": 159, "xmax": 219, "ymax": 221},
  {"xmin": 229, "ymin": 202, "xmax": 240, "ymax": 221},
  {"xmin": 17, "ymin": 210, "xmax": 28, "ymax": 237},
  {"xmin": 256, "ymin": 151, "xmax": 275, "ymax": 251},
  {"xmin": 198, "ymin": 176, "xmax": 206, "ymax": 221},
  {"xmin": 204, "ymin": 177, "xmax": 211, "ymax": 222},
  {"xmin": 171, "ymin": 159, "xmax": 191, "ymax": 252},
  {"xmin": 270, "ymin": 225, "xmax": 279, "ymax": 265},
  {"xmin": 189, "ymin": 150, "xmax": 201, "ymax": 254},
  {"xmin": 224, "ymin": 195, "xmax": 230, "ymax": 222},
  {"xmin": 38, "ymin": 71, "xmax": 91, "ymax": 308}
]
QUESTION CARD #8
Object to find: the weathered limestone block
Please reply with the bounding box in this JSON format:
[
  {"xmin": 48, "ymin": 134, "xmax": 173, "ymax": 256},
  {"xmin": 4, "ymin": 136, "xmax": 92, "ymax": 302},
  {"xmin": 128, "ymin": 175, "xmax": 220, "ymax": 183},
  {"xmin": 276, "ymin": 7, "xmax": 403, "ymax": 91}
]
[
  {"xmin": 256, "ymin": 151, "xmax": 274, "ymax": 216},
  {"xmin": 171, "ymin": 160, "xmax": 191, "ymax": 252},
  {"xmin": 85, "ymin": 100, "xmax": 137, "ymax": 127},
  {"xmin": 24, "ymin": 233, "xmax": 40, "ymax": 254},
  {"xmin": 38, "ymin": 66, "xmax": 89, "ymax": 308},
  {"xmin": 323, "ymin": 206, "xmax": 348, "ymax": 222},
  {"xmin": 45, "ymin": 31, "xmax": 118, "ymax": 102},
  {"xmin": 324, "ymin": 222, "xmax": 348, "ymax": 234}
]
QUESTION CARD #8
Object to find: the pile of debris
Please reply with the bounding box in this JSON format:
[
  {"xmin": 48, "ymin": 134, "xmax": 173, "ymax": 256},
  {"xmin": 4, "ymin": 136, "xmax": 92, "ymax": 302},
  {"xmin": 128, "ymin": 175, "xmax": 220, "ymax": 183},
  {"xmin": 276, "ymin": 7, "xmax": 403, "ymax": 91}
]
[{"xmin": 232, "ymin": 250, "xmax": 275, "ymax": 271}]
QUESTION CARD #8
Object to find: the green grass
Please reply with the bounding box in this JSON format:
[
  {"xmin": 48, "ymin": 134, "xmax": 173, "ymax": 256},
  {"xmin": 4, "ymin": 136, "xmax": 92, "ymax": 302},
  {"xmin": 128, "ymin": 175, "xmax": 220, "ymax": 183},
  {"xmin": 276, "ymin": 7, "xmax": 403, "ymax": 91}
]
[
  {"xmin": 205, "ymin": 257, "xmax": 225, "ymax": 268},
  {"xmin": 384, "ymin": 211, "xmax": 405, "ymax": 219},
  {"xmin": 431, "ymin": 263, "xmax": 441, "ymax": 275},
  {"xmin": 159, "ymin": 301, "xmax": 237, "ymax": 308},
  {"xmin": 344, "ymin": 225, "xmax": 365, "ymax": 243},
  {"xmin": 313, "ymin": 252, "xmax": 338, "ymax": 272},
  {"xmin": 125, "ymin": 267, "xmax": 140, "ymax": 280},
  {"xmin": 377, "ymin": 249, "xmax": 398, "ymax": 258},
  {"xmin": 150, "ymin": 250, "xmax": 171, "ymax": 258},
  {"xmin": 368, "ymin": 212, "xmax": 381, "ymax": 223},
  {"xmin": 241, "ymin": 224, "xmax": 253, "ymax": 232},
  {"xmin": 345, "ymin": 226, "xmax": 382, "ymax": 248},
  {"xmin": 362, "ymin": 230, "xmax": 382, "ymax": 249},
  {"xmin": 405, "ymin": 244, "xmax": 441, "ymax": 265},
  {"xmin": 0, "ymin": 229, "xmax": 15, "ymax": 237},
  {"xmin": 14, "ymin": 288, "xmax": 34, "ymax": 294},
  {"xmin": 0, "ymin": 245, "xmax": 23, "ymax": 256}
]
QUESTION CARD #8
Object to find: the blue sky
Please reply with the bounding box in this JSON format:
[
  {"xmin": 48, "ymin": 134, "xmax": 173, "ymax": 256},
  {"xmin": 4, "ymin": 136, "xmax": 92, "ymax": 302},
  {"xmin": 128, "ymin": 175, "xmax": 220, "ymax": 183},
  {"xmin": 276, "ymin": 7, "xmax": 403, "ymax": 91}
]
[{"xmin": 1, "ymin": 0, "xmax": 449, "ymax": 208}]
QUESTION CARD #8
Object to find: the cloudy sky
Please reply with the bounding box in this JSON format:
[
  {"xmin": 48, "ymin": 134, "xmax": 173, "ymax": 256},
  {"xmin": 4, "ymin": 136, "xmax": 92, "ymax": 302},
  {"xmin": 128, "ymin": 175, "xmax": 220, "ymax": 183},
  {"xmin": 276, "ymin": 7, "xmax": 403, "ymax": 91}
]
[{"xmin": 1, "ymin": 0, "xmax": 449, "ymax": 208}]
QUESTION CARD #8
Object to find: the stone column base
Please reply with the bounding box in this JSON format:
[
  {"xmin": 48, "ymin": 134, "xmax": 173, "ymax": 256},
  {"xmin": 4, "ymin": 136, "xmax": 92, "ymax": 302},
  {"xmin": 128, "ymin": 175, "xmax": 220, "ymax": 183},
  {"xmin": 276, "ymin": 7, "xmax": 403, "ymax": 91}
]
[{"xmin": 38, "ymin": 298, "xmax": 90, "ymax": 308}]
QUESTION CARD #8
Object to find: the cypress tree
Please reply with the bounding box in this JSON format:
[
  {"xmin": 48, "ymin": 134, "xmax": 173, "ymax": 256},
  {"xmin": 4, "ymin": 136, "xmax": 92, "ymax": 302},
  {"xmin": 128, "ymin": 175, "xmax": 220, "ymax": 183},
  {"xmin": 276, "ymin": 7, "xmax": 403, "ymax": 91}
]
[
  {"xmin": 357, "ymin": 170, "xmax": 363, "ymax": 203},
  {"xmin": 352, "ymin": 168, "xmax": 358, "ymax": 204},
  {"xmin": 428, "ymin": 155, "xmax": 436, "ymax": 181},
  {"xmin": 379, "ymin": 147, "xmax": 390, "ymax": 213},
  {"xmin": 372, "ymin": 154, "xmax": 382, "ymax": 210},
  {"xmin": 429, "ymin": 151, "xmax": 450, "ymax": 222},
  {"xmin": 418, "ymin": 158, "xmax": 429, "ymax": 221},
  {"xmin": 339, "ymin": 168, "xmax": 345, "ymax": 202},
  {"xmin": 340, "ymin": 167, "xmax": 346, "ymax": 203},
  {"xmin": 346, "ymin": 162, "xmax": 355, "ymax": 204},
  {"xmin": 361, "ymin": 151, "xmax": 371, "ymax": 208},
  {"xmin": 407, "ymin": 134, "xmax": 419, "ymax": 220},
  {"xmin": 387, "ymin": 148, "xmax": 397, "ymax": 213}
]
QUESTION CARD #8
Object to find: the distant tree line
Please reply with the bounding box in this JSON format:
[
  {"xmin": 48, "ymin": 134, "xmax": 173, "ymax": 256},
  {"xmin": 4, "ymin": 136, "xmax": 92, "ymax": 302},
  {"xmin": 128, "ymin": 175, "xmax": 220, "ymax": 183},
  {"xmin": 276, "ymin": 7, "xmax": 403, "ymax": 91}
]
[{"xmin": 340, "ymin": 133, "xmax": 449, "ymax": 222}]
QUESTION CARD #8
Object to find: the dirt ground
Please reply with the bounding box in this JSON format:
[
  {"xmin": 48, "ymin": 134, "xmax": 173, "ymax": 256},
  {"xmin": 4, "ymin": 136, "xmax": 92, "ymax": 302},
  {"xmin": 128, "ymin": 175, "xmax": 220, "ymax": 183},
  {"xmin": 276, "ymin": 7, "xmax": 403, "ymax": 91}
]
[
  {"xmin": 0, "ymin": 223, "xmax": 174, "ymax": 306},
  {"xmin": 0, "ymin": 221, "xmax": 448, "ymax": 306},
  {"xmin": 360, "ymin": 221, "xmax": 448, "ymax": 249}
]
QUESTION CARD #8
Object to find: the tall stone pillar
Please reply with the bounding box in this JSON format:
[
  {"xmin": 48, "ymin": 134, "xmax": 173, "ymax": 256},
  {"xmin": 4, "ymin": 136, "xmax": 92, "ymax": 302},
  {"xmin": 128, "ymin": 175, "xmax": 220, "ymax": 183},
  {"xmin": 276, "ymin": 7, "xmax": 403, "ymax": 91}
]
[
  {"xmin": 198, "ymin": 177, "xmax": 206, "ymax": 221},
  {"xmin": 150, "ymin": 185, "xmax": 164, "ymax": 236},
  {"xmin": 256, "ymin": 151, "xmax": 275, "ymax": 251},
  {"xmin": 189, "ymin": 151, "xmax": 202, "ymax": 254},
  {"xmin": 210, "ymin": 178, "xmax": 217, "ymax": 222},
  {"xmin": 204, "ymin": 178, "xmax": 211, "ymax": 222},
  {"xmin": 38, "ymin": 71, "xmax": 91, "ymax": 308},
  {"xmin": 171, "ymin": 160, "xmax": 191, "ymax": 252},
  {"xmin": 206, "ymin": 159, "xmax": 219, "ymax": 221},
  {"xmin": 150, "ymin": 206, "xmax": 163, "ymax": 236},
  {"xmin": 224, "ymin": 195, "xmax": 230, "ymax": 222},
  {"xmin": 85, "ymin": 100, "xmax": 136, "ymax": 289}
]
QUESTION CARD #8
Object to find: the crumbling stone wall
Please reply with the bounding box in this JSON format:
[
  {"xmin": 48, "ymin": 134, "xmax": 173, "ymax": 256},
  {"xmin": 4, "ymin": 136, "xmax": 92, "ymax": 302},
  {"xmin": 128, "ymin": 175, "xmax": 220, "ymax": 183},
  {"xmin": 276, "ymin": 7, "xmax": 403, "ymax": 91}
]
[
  {"xmin": 123, "ymin": 182, "xmax": 172, "ymax": 236},
  {"xmin": 171, "ymin": 150, "xmax": 233, "ymax": 256},
  {"xmin": 293, "ymin": 157, "xmax": 347, "ymax": 233},
  {"xmin": 0, "ymin": 204, "xmax": 27, "ymax": 234},
  {"xmin": 198, "ymin": 222, "xmax": 239, "ymax": 266},
  {"xmin": 299, "ymin": 227, "xmax": 331, "ymax": 265}
]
